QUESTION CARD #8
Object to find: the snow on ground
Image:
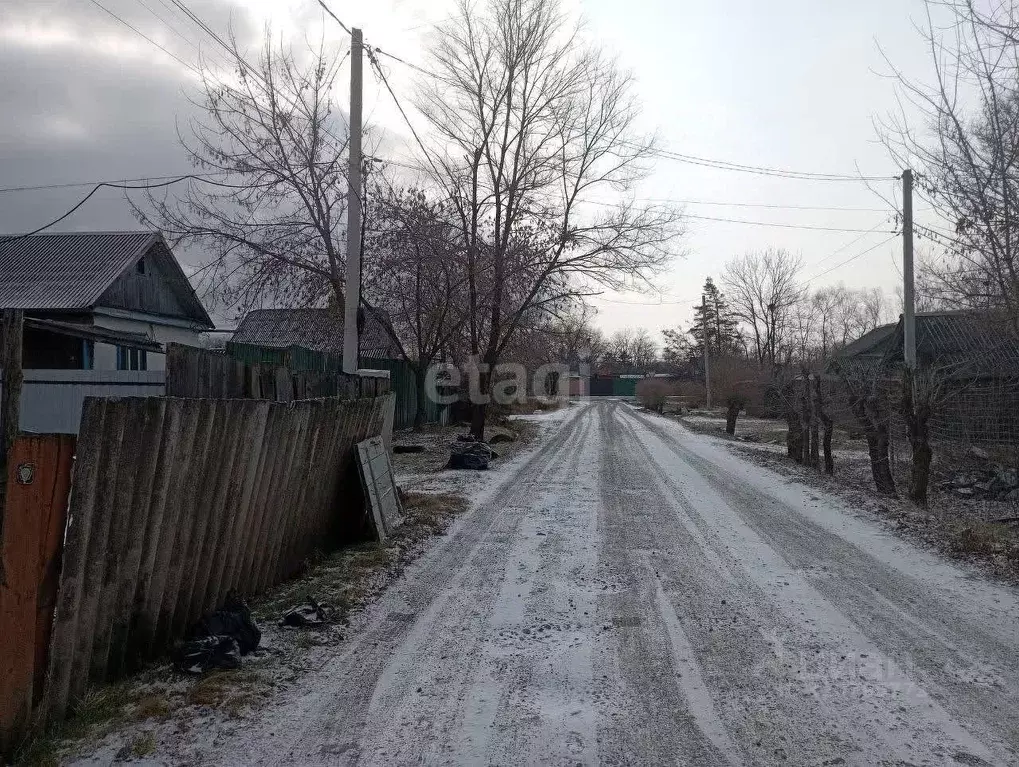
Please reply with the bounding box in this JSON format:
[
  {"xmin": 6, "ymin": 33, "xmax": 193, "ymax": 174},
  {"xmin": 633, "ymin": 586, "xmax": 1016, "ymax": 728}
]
[{"xmin": 60, "ymin": 400, "xmax": 1019, "ymax": 765}]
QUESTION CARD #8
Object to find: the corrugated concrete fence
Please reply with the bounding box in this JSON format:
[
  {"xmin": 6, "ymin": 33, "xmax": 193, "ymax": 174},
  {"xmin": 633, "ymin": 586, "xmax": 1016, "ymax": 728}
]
[
  {"xmin": 165, "ymin": 343, "xmax": 389, "ymax": 401},
  {"xmin": 41, "ymin": 393, "xmax": 390, "ymax": 722}
]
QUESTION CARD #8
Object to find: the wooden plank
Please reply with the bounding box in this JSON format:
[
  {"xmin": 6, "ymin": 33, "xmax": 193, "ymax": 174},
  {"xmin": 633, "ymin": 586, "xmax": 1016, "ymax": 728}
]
[
  {"xmin": 71, "ymin": 399, "xmax": 127, "ymax": 700},
  {"xmin": 165, "ymin": 399, "xmax": 222, "ymax": 642},
  {"xmin": 183, "ymin": 400, "xmax": 244, "ymax": 625},
  {"xmin": 43, "ymin": 399, "xmax": 107, "ymax": 722},
  {"xmin": 106, "ymin": 397, "xmax": 166, "ymax": 679},
  {"xmin": 33, "ymin": 436, "xmax": 75, "ymax": 704},
  {"xmin": 210, "ymin": 400, "xmax": 268, "ymax": 608},
  {"xmin": 90, "ymin": 399, "xmax": 153, "ymax": 684},
  {"xmin": 127, "ymin": 397, "xmax": 184, "ymax": 669},
  {"xmin": 231, "ymin": 402, "xmax": 278, "ymax": 597}
]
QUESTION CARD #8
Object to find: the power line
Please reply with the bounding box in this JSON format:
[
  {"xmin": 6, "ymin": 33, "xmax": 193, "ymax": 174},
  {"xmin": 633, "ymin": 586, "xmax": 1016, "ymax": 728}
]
[
  {"xmin": 134, "ymin": 0, "xmax": 201, "ymax": 55},
  {"xmin": 317, "ymin": 0, "xmax": 352, "ymax": 35},
  {"xmin": 88, "ymin": 0, "xmax": 198, "ymax": 74},
  {"xmin": 364, "ymin": 45, "xmax": 448, "ymax": 186},
  {"xmin": 679, "ymin": 211, "xmax": 894, "ymax": 234},
  {"xmin": 804, "ymin": 235, "xmax": 900, "ymax": 283},
  {"xmin": 0, "ymin": 172, "xmax": 231, "ymax": 194},
  {"xmin": 637, "ymin": 144, "xmax": 898, "ymax": 183},
  {"xmin": 1, "ymin": 175, "xmax": 265, "ymax": 242},
  {"xmin": 581, "ymin": 199, "xmax": 895, "ymax": 233}
]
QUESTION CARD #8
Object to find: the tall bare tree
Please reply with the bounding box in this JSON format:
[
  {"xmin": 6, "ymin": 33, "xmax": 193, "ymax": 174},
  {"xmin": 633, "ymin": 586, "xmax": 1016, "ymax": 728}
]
[
  {"xmin": 417, "ymin": 0, "xmax": 682, "ymax": 437},
  {"xmin": 722, "ymin": 249, "xmax": 804, "ymax": 367},
  {"xmin": 879, "ymin": 0, "xmax": 1019, "ymax": 323},
  {"xmin": 135, "ymin": 33, "xmax": 351, "ymax": 314}
]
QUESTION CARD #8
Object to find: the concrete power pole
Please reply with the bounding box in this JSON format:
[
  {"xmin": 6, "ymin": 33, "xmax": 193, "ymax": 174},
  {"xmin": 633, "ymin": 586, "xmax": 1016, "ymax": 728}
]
[
  {"xmin": 902, "ymin": 168, "xmax": 916, "ymax": 369},
  {"xmin": 702, "ymin": 294, "xmax": 712, "ymax": 410},
  {"xmin": 342, "ymin": 28, "xmax": 363, "ymax": 374}
]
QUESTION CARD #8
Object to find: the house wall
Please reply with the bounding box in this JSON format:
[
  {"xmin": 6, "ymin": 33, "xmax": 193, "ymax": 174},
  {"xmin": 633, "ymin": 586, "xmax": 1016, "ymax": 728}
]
[
  {"xmin": 92, "ymin": 312, "xmax": 205, "ymax": 370},
  {"xmin": 1, "ymin": 369, "xmax": 166, "ymax": 433},
  {"xmin": 94, "ymin": 243, "xmax": 190, "ymax": 318}
]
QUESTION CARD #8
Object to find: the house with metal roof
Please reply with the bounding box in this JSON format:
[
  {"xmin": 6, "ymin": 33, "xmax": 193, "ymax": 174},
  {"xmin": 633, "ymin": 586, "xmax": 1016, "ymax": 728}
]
[
  {"xmin": 228, "ymin": 307, "xmax": 400, "ymax": 368},
  {"xmin": 834, "ymin": 310, "xmax": 1019, "ymax": 378},
  {"xmin": 834, "ymin": 310, "xmax": 1019, "ymax": 443},
  {"xmin": 0, "ymin": 230, "xmax": 213, "ymax": 370}
]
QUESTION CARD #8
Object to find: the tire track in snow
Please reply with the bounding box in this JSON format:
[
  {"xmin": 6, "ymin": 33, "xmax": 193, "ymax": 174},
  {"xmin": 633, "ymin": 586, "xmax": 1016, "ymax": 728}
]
[
  {"xmin": 622, "ymin": 405, "xmax": 1014, "ymax": 765},
  {"xmin": 352, "ymin": 407, "xmax": 598, "ymax": 765},
  {"xmin": 594, "ymin": 405, "xmax": 737, "ymax": 765},
  {"xmin": 604, "ymin": 402, "xmax": 863, "ymax": 765}
]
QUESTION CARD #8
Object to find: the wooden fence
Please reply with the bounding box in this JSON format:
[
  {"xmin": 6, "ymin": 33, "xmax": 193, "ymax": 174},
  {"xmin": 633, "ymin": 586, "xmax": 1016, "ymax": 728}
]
[
  {"xmin": 40, "ymin": 393, "xmax": 390, "ymax": 723},
  {"xmin": 166, "ymin": 344, "xmax": 389, "ymax": 401},
  {"xmin": 0, "ymin": 435, "xmax": 75, "ymax": 754}
]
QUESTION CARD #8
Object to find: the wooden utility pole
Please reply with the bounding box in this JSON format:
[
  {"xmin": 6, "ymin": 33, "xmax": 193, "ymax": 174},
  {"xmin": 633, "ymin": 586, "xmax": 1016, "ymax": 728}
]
[
  {"xmin": 342, "ymin": 28, "xmax": 364, "ymax": 374},
  {"xmin": 902, "ymin": 168, "xmax": 916, "ymax": 369},
  {"xmin": 702, "ymin": 294, "xmax": 712, "ymax": 409}
]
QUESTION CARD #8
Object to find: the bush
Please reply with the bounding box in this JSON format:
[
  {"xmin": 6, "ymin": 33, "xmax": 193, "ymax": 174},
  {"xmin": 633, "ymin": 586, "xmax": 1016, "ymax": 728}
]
[{"xmin": 636, "ymin": 379, "xmax": 676, "ymax": 413}]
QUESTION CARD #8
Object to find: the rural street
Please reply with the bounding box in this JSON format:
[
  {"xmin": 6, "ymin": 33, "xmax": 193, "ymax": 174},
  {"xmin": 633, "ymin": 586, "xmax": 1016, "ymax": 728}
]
[{"xmin": 204, "ymin": 400, "xmax": 1019, "ymax": 766}]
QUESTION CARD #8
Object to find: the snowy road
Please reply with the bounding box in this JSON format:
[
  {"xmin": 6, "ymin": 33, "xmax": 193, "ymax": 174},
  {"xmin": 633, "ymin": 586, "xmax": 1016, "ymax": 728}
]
[{"xmin": 207, "ymin": 400, "xmax": 1019, "ymax": 766}]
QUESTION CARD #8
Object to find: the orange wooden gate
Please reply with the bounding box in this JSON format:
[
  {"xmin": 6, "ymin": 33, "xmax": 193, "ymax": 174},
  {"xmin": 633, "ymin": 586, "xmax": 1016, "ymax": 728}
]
[{"xmin": 0, "ymin": 434, "xmax": 74, "ymax": 755}]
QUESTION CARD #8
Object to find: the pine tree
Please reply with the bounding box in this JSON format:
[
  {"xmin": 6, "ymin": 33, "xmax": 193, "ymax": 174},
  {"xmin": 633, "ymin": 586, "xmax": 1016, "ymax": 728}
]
[{"xmin": 688, "ymin": 278, "xmax": 743, "ymax": 357}]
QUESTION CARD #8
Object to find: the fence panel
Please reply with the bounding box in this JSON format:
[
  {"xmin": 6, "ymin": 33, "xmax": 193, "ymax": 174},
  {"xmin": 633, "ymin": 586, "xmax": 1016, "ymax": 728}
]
[
  {"xmin": 167, "ymin": 344, "xmax": 389, "ymax": 401},
  {"xmin": 0, "ymin": 435, "xmax": 74, "ymax": 753},
  {"xmin": 41, "ymin": 393, "xmax": 389, "ymax": 723}
]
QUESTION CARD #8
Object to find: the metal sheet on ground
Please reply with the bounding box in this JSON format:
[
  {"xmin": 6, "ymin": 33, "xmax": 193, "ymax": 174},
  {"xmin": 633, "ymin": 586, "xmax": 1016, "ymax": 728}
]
[{"xmin": 356, "ymin": 436, "xmax": 403, "ymax": 541}]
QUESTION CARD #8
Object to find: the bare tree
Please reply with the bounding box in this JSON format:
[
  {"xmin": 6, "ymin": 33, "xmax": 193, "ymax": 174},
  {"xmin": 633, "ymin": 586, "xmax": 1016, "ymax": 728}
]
[
  {"xmin": 135, "ymin": 33, "xmax": 351, "ymax": 314},
  {"xmin": 417, "ymin": 0, "xmax": 682, "ymax": 437},
  {"xmin": 722, "ymin": 249, "xmax": 804, "ymax": 367},
  {"xmin": 364, "ymin": 186, "xmax": 468, "ymax": 426},
  {"xmin": 878, "ymin": 0, "xmax": 1019, "ymax": 322},
  {"xmin": 833, "ymin": 359, "xmax": 897, "ymax": 497}
]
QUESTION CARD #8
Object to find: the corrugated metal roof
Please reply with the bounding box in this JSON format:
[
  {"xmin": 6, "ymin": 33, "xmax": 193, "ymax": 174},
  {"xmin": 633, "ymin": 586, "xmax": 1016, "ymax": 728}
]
[
  {"xmin": 836, "ymin": 322, "xmax": 896, "ymax": 360},
  {"xmin": 839, "ymin": 310, "xmax": 1019, "ymax": 377},
  {"xmin": 231, "ymin": 307, "xmax": 399, "ymax": 359},
  {"xmin": 0, "ymin": 231, "xmax": 158, "ymax": 309}
]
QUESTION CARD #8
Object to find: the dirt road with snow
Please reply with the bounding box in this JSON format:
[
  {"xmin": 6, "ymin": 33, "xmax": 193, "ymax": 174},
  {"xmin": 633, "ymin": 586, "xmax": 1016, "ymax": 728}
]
[{"xmin": 202, "ymin": 400, "xmax": 1019, "ymax": 766}]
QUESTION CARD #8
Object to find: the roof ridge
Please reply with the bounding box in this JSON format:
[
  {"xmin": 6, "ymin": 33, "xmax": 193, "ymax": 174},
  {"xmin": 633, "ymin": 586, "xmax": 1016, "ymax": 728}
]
[{"xmin": 0, "ymin": 229, "xmax": 158, "ymax": 239}]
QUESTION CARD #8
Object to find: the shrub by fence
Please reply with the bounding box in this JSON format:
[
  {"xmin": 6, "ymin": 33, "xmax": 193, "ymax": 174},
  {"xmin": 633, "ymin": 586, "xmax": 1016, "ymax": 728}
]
[{"xmin": 39, "ymin": 392, "xmax": 389, "ymax": 724}]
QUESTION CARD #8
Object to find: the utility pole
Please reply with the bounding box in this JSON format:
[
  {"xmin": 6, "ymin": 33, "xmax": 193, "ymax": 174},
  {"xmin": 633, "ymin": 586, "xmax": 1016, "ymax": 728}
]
[
  {"xmin": 902, "ymin": 168, "xmax": 916, "ymax": 369},
  {"xmin": 702, "ymin": 294, "xmax": 712, "ymax": 410},
  {"xmin": 342, "ymin": 28, "xmax": 363, "ymax": 374}
]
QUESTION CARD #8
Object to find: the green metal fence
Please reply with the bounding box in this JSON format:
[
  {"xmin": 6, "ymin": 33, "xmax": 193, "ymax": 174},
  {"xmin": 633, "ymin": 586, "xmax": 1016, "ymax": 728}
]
[{"xmin": 369, "ymin": 358, "xmax": 447, "ymax": 430}]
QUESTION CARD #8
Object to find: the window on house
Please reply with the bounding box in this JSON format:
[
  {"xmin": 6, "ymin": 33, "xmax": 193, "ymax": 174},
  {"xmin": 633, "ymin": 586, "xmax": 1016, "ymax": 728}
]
[
  {"xmin": 116, "ymin": 346, "xmax": 147, "ymax": 371},
  {"xmin": 136, "ymin": 258, "xmax": 146, "ymax": 274}
]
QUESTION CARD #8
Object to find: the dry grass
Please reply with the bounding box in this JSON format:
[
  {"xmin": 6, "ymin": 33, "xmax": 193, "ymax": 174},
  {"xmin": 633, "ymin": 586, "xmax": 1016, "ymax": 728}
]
[
  {"xmin": 129, "ymin": 732, "xmax": 156, "ymax": 758},
  {"xmin": 131, "ymin": 693, "xmax": 172, "ymax": 721}
]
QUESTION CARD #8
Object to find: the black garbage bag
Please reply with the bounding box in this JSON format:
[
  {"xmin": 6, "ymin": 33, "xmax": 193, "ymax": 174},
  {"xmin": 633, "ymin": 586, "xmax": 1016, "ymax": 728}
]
[
  {"xmin": 280, "ymin": 597, "xmax": 334, "ymax": 627},
  {"xmin": 174, "ymin": 636, "xmax": 241, "ymax": 674},
  {"xmin": 189, "ymin": 590, "xmax": 261, "ymax": 654},
  {"xmin": 448, "ymin": 435, "xmax": 496, "ymax": 470},
  {"xmin": 174, "ymin": 590, "xmax": 262, "ymax": 673}
]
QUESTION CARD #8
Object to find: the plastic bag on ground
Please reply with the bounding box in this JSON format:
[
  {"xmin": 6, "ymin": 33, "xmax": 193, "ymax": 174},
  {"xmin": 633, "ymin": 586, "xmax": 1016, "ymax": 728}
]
[{"xmin": 280, "ymin": 597, "xmax": 334, "ymax": 627}]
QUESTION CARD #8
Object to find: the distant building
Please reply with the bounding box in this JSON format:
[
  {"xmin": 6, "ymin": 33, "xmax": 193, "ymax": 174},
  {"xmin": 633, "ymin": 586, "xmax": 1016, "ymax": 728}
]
[
  {"xmin": 0, "ymin": 230, "xmax": 214, "ymax": 370},
  {"xmin": 835, "ymin": 309, "xmax": 1019, "ymax": 443},
  {"xmin": 229, "ymin": 307, "xmax": 400, "ymax": 368}
]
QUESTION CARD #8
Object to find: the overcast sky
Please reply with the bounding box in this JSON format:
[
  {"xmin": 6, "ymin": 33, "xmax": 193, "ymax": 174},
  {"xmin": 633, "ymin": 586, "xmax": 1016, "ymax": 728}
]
[{"xmin": 1, "ymin": 0, "xmax": 947, "ymax": 335}]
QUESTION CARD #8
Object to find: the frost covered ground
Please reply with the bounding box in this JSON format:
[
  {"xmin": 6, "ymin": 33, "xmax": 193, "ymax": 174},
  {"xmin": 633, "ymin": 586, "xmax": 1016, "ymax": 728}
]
[{"xmin": 45, "ymin": 400, "xmax": 1019, "ymax": 765}]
